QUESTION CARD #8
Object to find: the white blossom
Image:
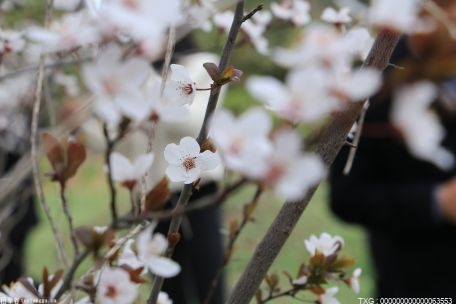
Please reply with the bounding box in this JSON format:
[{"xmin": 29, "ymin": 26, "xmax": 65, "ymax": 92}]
[
  {"xmin": 164, "ymin": 136, "xmax": 219, "ymax": 184},
  {"xmin": 210, "ymin": 108, "xmax": 272, "ymax": 179},
  {"xmin": 110, "ymin": 152, "xmax": 154, "ymax": 187},
  {"xmin": 321, "ymin": 7, "xmax": 352, "ymax": 24},
  {"xmin": 271, "ymin": 0, "xmax": 311, "ymax": 26},
  {"xmin": 247, "ymin": 68, "xmax": 339, "ymax": 123},
  {"xmin": 157, "ymin": 291, "xmax": 173, "ymax": 304},
  {"xmin": 0, "ymin": 278, "xmax": 38, "ymax": 300},
  {"xmin": 136, "ymin": 224, "xmax": 181, "ymax": 278},
  {"xmin": 369, "ymin": 0, "xmax": 421, "ymax": 33},
  {"xmin": 163, "ymin": 64, "xmax": 197, "ymax": 106},
  {"xmin": 349, "ymin": 267, "xmax": 362, "ymax": 294},
  {"xmin": 331, "ymin": 68, "xmax": 382, "ymax": 102},
  {"xmin": 304, "ymin": 233, "xmax": 344, "ymax": 256},
  {"xmin": 320, "ymin": 286, "xmax": 341, "ymax": 304},
  {"xmin": 264, "ymin": 129, "xmax": 326, "ymax": 201},
  {"xmin": 82, "ymin": 44, "xmax": 150, "ymax": 124},
  {"xmin": 391, "ymin": 81, "xmax": 454, "ymax": 170},
  {"xmin": 96, "ymin": 267, "xmax": 139, "ymax": 304}
]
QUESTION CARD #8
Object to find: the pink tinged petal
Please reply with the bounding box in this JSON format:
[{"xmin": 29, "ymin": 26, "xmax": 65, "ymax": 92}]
[
  {"xmin": 179, "ymin": 136, "xmax": 200, "ymax": 156},
  {"xmin": 164, "ymin": 143, "xmax": 182, "ymax": 165},
  {"xmin": 238, "ymin": 108, "xmax": 272, "ymax": 137},
  {"xmin": 94, "ymin": 98, "xmax": 122, "ymax": 124},
  {"xmin": 197, "ymin": 151, "xmax": 220, "ymax": 171},
  {"xmin": 165, "ymin": 165, "xmax": 186, "ymax": 182},
  {"xmin": 110, "ymin": 152, "xmax": 134, "ymax": 182},
  {"xmin": 145, "ymin": 256, "xmax": 181, "ymax": 278},
  {"xmin": 132, "ymin": 153, "xmax": 155, "ymax": 178},
  {"xmin": 120, "ymin": 57, "xmax": 151, "ymax": 87},
  {"xmin": 246, "ymin": 76, "xmax": 289, "ymax": 108}
]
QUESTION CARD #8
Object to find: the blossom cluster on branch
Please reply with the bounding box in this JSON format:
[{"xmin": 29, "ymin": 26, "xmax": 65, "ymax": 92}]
[{"xmin": 0, "ymin": 0, "xmax": 454, "ymax": 303}]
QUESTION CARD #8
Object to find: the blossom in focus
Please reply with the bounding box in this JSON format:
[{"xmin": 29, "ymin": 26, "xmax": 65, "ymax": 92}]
[
  {"xmin": 263, "ymin": 129, "xmax": 326, "ymax": 201},
  {"xmin": 369, "ymin": 0, "xmax": 421, "ymax": 33},
  {"xmin": 144, "ymin": 78, "xmax": 190, "ymax": 123},
  {"xmin": 247, "ymin": 68, "xmax": 339, "ymax": 123},
  {"xmin": 349, "ymin": 267, "xmax": 362, "ymax": 294},
  {"xmin": 110, "ymin": 152, "xmax": 154, "ymax": 189},
  {"xmin": 163, "ymin": 64, "xmax": 197, "ymax": 105},
  {"xmin": 320, "ymin": 286, "xmax": 341, "ymax": 304},
  {"xmin": 210, "ymin": 108, "xmax": 272, "ymax": 179},
  {"xmin": 304, "ymin": 233, "xmax": 344, "ymax": 256},
  {"xmin": 321, "ymin": 7, "xmax": 352, "ymax": 25},
  {"xmin": 270, "ymin": 0, "xmax": 311, "ymax": 26},
  {"xmin": 164, "ymin": 136, "xmax": 219, "ymax": 184},
  {"xmin": 96, "ymin": 267, "xmax": 139, "ymax": 304},
  {"xmin": 82, "ymin": 44, "xmax": 150, "ymax": 124},
  {"xmin": 136, "ymin": 224, "xmax": 181, "ymax": 278},
  {"xmin": 391, "ymin": 81, "xmax": 454, "ymax": 170}
]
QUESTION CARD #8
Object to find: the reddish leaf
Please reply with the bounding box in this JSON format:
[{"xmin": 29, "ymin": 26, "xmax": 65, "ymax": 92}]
[
  {"xmin": 203, "ymin": 62, "xmax": 219, "ymax": 82},
  {"xmin": 120, "ymin": 264, "xmax": 148, "ymax": 284},
  {"xmin": 64, "ymin": 138, "xmax": 86, "ymax": 180},
  {"xmin": 41, "ymin": 132, "xmax": 65, "ymax": 178},
  {"xmin": 143, "ymin": 177, "xmax": 171, "ymax": 212}
]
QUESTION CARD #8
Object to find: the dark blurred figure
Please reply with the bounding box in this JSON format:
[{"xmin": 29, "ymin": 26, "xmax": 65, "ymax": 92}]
[{"xmin": 330, "ymin": 37, "xmax": 456, "ymax": 299}]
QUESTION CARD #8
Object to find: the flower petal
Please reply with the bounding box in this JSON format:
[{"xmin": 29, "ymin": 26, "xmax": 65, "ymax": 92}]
[
  {"xmin": 145, "ymin": 256, "xmax": 181, "ymax": 278},
  {"xmin": 197, "ymin": 151, "xmax": 220, "ymax": 171},
  {"xmin": 110, "ymin": 152, "xmax": 134, "ymax": 182},
  {"xmin": 179, "ymin": 136, "xmax": 200, "ymax": 156}
]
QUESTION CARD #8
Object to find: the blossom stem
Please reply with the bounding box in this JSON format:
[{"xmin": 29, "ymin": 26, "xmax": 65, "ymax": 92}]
[
  {"xmin": 103, "ymin": 124, "xmax": 119, "ymax": 228},
  {"xmin": 226, "ymin": 30, "xmax": 402, "ymax": 304},
  {"xmin": 59, "ymin": 184, "xmax": 80, "ymax": 256},
  {"xmin": 147, "ymin": 2, "xmax": 246, "ymax": 303}
]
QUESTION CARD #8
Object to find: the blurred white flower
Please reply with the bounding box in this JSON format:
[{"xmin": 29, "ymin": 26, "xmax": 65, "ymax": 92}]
[
  {"xmin": 110, "ymin": 152, "xmax": 154, "ymax": 188},
  {"xmin": 164, "ymin": 136, "xmax": 219, "ymax": 184},
  {"xmin": 391, "ymin": 81, "xmax": 454, "ymax": 170},
  {"xmin": 369, "ymin": 0, "xmax": 421, "ymax": 33},
  {"xmin": 349, "ymin": 267, "xmax": 362, "ymax": 294},
  {"xmin": 0, "ymin": 29, "xmax": 25, "ymax": 58},
  {"xmin": 292, "ymin": 274, "xmax": 308, "ymax": 285},
  {"xmin": 54, "ymin": 72, "xmax": 80, "ymax": 97},
  {"xmin": 321, "ymin": 7, "xmax": 352, "ymax": 24},
  {"xmin": 54, "ymin": 0, "xmax": 80, "ymax": 11},
  {"xmin": 342, "ymin": 27, "xmax": 374, "ymax": 61},
  {"xmin": 210, "ymin": 108, "xmax": 272, "ymax": 179},
  {"xmin": 96, "ymin": 267, "xmax": 138, "ymax": 304},
  {"xmin": 26, "ymin": 11, "xmax": 99, "ymax": 53},
  {"xmin": 157, "ymin": 291, "xmax": 173, "ymax": 304},
  {"xmin": 304, "ymin": 233, "xmax": 344, "ymax": 256},
  {"xmin": 331, "ymin": 68, "xmax": 382, "ymax": 102},
  {"xmin": 320, "ymin": 286, "xmax": 341, "ymax": 304},
  {"xmin": 102, "ymin": 0, "xmax": 183, "ymax": 42},
  {"xmin": 271, "ymin": 0, "xmax": 311, "ymax": 26},
  {"xmin": 163, "ymin": 64, "xmax": 196, "ymax": 105},
  {"xmin": 82, "ymin": 44, "xmax": 150, "ymax": 124},
  {"xmin": 264, "ymin": 129, "xmax": 326, "ymax": 201},
  {"xmin": 0, "ymin": 278, "xmax": 38, "ymax": 300},
  {"xmin": 247, "ymin": 68, "xmax": 338, "ymax": 123},
  {"xmin": 136, "ymin": 224, "xmax": 181, "ymax": 278}
]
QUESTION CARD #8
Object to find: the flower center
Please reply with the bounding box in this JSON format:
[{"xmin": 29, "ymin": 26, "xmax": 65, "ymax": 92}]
[
  {"xmin": 105, "ymin": 285, "xmax": 118, "ymax": 299},
  {"xmin": 179, "ymin": 82, "xmax": 194, "ymax": 96},
  {"xmin": 183, "ymin": 156, "xmax": 197, "ymax": 172}
]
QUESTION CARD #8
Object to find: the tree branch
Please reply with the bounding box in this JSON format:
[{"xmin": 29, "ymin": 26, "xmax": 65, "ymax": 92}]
[{"xmin": 226, "ymin": 30, "xmax": 402, "ymax": 304}]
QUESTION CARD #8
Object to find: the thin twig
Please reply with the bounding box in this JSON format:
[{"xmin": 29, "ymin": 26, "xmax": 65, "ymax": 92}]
[
  {"xmin": 203, "ymin": 186, "xmax": 263, "ymax": 304},
  {"xmin": 343, "ymin": 100, "xmax": 370, "ymax": 175},
  {"xmin": 54, "ymin": 249, "xmax": 90, "ymax": 300},
  {"xmin": 30, "ymin": 59, "xmax": 69, "ymax": 268},
  {"xmin": 103, "ymin": 123, "xmax": 119, "ymax": 227},
  {"xmin": 147, "ymin": 2, "xmax": 246, "ymax": 303},
  {"xmin": 59, "ymin": 185, "xmax": 80, "ymax": 256},
  {"xmin": 242, "ymin": 4, "xmax": 263, "ymax": 22}
]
